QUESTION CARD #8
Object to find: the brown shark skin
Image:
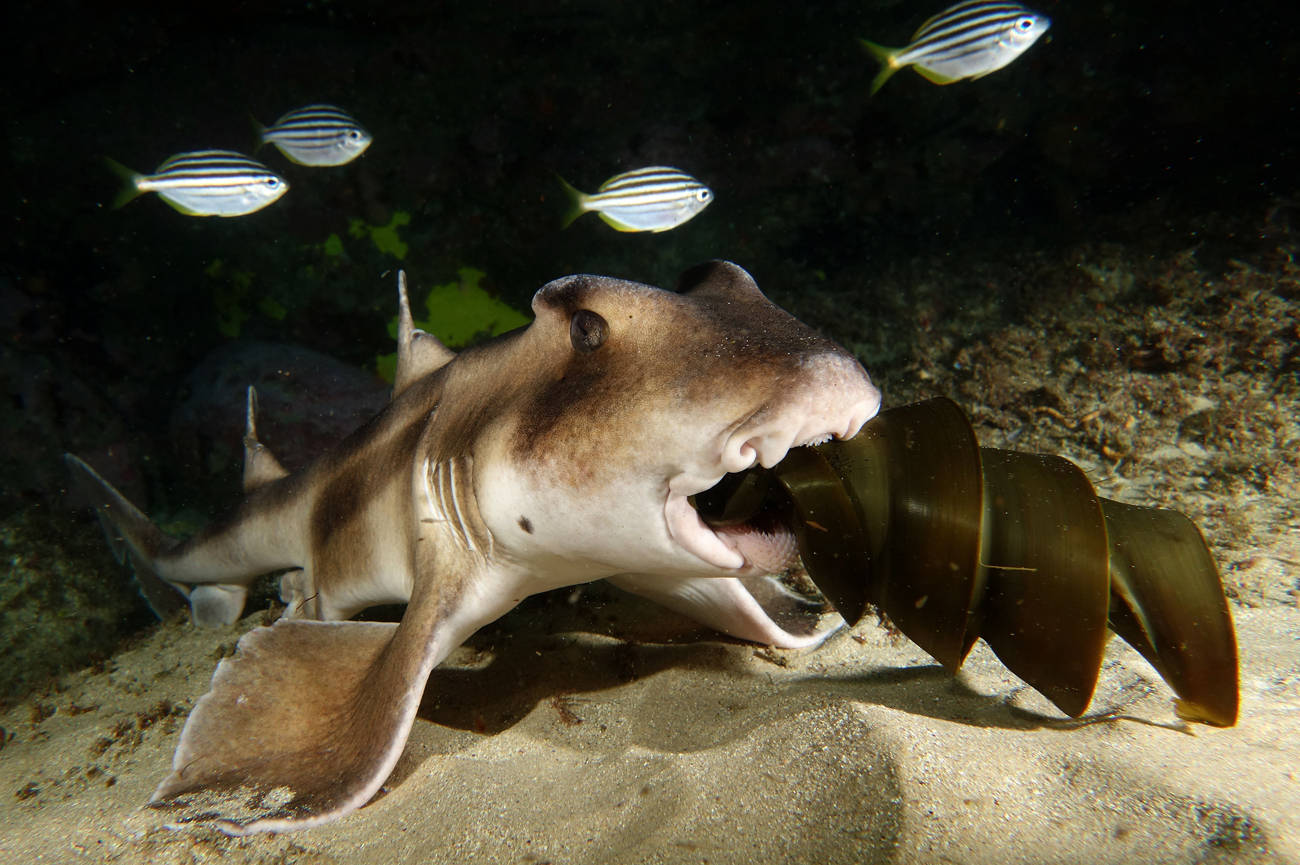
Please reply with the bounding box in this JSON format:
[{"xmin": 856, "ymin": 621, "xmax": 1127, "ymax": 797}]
[{"xmin": 67, "ymin": 261, "xmax": 882, "ymax": 834}]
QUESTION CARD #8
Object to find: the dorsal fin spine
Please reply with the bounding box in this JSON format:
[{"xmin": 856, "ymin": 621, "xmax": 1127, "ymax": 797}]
[
  {"xmin": 393, "ymin": 270, "xmax": 455, "ymax": 398},
  {"xmin": 242, "ymin": 386, "xmax": 289, "ymax": 492}
]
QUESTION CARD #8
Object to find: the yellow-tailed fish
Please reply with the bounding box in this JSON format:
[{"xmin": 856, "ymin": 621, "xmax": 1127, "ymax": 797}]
[
  {"xmin": 255, "ymin": 104, "xmax": 372, "ymax": 167},
  {"xmin": 558, "ymin": 166, "xmax": 713, "ymax": 233},
  {"xmin": 105, "ymin": 150, "xmax": 288, "ymax": 217},
  {"xmin": 862, "ymin": 0, "xmax": 1050, "ymax": 96}
]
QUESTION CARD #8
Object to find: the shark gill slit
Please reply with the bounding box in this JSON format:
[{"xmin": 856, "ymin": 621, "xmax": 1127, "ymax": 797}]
[{"xmin": 426, "ymin": 457, "xmax": 492, "ymax": 556}]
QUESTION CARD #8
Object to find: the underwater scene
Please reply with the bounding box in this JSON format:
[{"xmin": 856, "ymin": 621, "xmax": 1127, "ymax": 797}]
[{"xmin": 2, "ymin": 0, "xmax": 1297, "ymax": 862}]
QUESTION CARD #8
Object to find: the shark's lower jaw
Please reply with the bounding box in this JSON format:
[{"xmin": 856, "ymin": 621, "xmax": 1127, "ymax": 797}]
[
  {"xmin": 666, "ymin": 490, "xmax": 748, "ymax": 570},
  {"xmin": 667, "ymin": 473, "xmax": 804, "ymax": 572}
]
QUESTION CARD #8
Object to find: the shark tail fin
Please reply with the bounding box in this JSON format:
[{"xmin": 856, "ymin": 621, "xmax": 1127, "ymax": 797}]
[
  {"xmin": 65, "ymin": 453, "xmax": 186, "ymax": 619},
  {"xmin": 64, "ymin": 454, "xmax": 250, "ymax": 626}
]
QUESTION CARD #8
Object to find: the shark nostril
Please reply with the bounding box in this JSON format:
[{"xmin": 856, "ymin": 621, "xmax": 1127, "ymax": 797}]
[{"xmin": 720, "ymin": 438, "xmax": 759, "ymax": 474}]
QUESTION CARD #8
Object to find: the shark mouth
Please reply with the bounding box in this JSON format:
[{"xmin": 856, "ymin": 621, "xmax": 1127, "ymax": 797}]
[
  {"xmin": 668, "ymin": 465, "xmax": 808, "ymax": 573},
  {"xmin": 666, "ymin": 429, "xmax": 864, "ymax": 572},
  {"xmin": 665, "ymin": 369, "xmax": 880, "ymax": 572}
]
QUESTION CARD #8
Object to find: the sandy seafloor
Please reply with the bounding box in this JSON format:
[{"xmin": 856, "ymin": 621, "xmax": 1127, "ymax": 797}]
[
  {"xmin": 1, "ymin": 597, "xmax": 1297, "ymax": 864},
  {"xmin": 3, "ymin": 243, "xmax": 1300, "ymax": 864}
]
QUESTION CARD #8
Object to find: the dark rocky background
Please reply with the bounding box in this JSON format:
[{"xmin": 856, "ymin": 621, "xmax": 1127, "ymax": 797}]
[{"xmin": 2, "ymin": 0, "xmax": 1296, "ymax": 701}]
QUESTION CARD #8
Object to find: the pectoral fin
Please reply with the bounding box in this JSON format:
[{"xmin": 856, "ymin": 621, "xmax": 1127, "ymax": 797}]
[
  {"xmin": 151, "ymin": 618, "xmax": 404, "ymax": 833},
  {"xmin": 151, "ymin": 561, "xmax": 496, "ymax": 834}
]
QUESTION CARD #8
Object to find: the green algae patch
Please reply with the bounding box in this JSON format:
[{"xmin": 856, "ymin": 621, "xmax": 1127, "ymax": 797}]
[
  {"xmin": 376, "ymin": 266, "xmax": 529, "ymax": 381},
  {"xmin": 321, "ymin": 232, "xmax": 346, "ymax": 259},
  {"xmin": 350, "ymin": 211, "xmax": 411, "ymax": 260}
]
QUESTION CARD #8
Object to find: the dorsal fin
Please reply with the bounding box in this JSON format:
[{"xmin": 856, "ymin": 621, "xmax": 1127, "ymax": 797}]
[
  {"xmin": 394, "ymin": 270, "xmax": 455, "ymax": 398},
  {"xmin": 242, "ymin": 387, "xmax": 289, "ymax": 492}
]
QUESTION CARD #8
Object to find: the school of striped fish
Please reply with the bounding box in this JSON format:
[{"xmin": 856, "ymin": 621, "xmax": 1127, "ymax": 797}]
[
  {"xmin": 107, "ymin": 2, "xmax": 1048, "ymax": 225},
  {"xmin": 107, "ymin": 104, "xmax": 369, "ymax": 217}
]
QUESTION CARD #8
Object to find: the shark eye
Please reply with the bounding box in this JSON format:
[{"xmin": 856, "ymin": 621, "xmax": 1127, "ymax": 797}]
[{"xmin": 570, "ymin": 309, "xmax": 608, "ymax": 353}]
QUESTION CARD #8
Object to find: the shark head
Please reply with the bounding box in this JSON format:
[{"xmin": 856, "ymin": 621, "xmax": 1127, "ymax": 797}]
[{"xmin": 448, "ymin": 260, "xmax": 881, "ymax": 584}]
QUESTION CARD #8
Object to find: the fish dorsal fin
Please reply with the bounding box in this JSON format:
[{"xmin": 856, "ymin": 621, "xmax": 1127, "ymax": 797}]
[
  {"xmin": 242, "ymin": 387, "xmax": 289, "ymax": 492},
  {"xmin": 394, "ymin": 270, "xmax": 456, "ymax": 398}
]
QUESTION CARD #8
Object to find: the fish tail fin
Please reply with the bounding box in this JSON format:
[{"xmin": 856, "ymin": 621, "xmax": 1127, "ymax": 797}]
[
  {"xmin": 555, "ymin": 173, "xmax": 587, "ymax": 229},
  {"xmin": 859, "ymin": 39, "xmax": 901, "ymax": 96},
  {"xmin": 103, "ymin": 156, "xmax": 144, "ymax": 209},
  {"xmin": 64, "ymin": 453, "xmax": 186, "ymax": 619},
  {"xmin": 249, "ymin": 112, "xmax": 267, "ymax": 152}
]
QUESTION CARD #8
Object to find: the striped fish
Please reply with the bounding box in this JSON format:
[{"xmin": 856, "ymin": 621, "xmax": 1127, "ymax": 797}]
[
  {"xmin": 558, "ymin": 166, "xmax": 713, "ymax": 233},
  {"xmin": 105, "ymin": 150, "xmax": 289, "ymax": 217},
  {"xmin": 861, "ymin": 1, "xmax": 1050, "ymax": 95},
  {"xmin": 256, "ymin": 104, "xmax": 372, "ymax": 167}
]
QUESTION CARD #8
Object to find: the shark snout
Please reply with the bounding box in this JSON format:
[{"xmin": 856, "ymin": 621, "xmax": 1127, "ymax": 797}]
[{"xmin": 724, "ymin": 354, "xmax": 882, "ymax": 471}]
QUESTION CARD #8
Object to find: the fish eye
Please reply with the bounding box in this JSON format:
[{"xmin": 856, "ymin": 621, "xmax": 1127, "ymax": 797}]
[
  {"xmin": 1015, "ymin": 16, "xmax": 1035, "ymax": 31},
  {"xmin": 348, "ymin": 129, "xmax": 363, "ymax": 141},
  {"xmin": 265, "ymin": 177, "xmax": 281, "ymax": 188},
  {"xmin": 569, "ymin": 309, "xmax": 608, "ymax": 354},
  {"xmin": 697, "ymin": 189, "xmax": 712, "ymax": 202}
]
